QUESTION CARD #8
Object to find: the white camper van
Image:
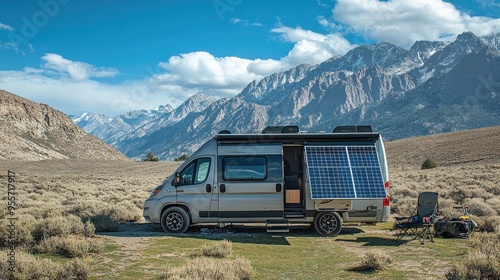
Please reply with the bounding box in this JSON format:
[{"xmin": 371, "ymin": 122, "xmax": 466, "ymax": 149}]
[{"xmin": 143, "ymin": 125, "xmax": 390, "ymax": 236}]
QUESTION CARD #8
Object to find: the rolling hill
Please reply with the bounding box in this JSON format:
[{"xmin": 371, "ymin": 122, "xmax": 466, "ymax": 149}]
[
  {"xmin": 0, "ymin": 90, "xmax": 128, "ymax": 161},
  {"xmin": 385, "ymin": 125, "xmax": 500, "ymax": 169}
]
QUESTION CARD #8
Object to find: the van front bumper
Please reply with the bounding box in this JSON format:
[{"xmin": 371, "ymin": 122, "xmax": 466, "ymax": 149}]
[{"xmin": 143, "ymin": 197, "xmax": 160, "ymax": 223}]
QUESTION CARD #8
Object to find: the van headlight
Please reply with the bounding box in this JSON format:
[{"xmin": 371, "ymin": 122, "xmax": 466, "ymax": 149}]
[{"xmin": 150, "ymin": 184, "xmax": 164, "ymax": 197}]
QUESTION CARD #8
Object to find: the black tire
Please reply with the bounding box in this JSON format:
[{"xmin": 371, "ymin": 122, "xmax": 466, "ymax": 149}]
[
  {"xmin": 314, "ymin": 211, "xmax": 342, "ymax": 236},
  {"xmin": 160, "ymin": 206, "xmax": 190, "ymax": 233}
]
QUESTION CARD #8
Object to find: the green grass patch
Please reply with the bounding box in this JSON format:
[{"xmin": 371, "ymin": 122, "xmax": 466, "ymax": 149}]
[{"xmin": 83, "ymin": 225, "xmax": 473, "ymax": 279}]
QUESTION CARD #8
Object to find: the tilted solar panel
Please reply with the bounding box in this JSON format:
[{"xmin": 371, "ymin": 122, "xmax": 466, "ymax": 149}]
[{"xmin": 305, "ymin": 146, "xmax": 387, "ymax": 199}]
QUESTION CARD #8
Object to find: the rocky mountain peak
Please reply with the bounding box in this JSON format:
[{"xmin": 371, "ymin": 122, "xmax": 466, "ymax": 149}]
[{"xmin": 71, "ymin": 32, "xmax": 500, "ymax": 160}]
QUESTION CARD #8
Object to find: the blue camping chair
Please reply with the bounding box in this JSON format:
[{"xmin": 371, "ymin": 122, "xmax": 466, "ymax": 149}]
[{"xmin": 395, "ymin": 192, "xmax": 439, "ymax": 244}]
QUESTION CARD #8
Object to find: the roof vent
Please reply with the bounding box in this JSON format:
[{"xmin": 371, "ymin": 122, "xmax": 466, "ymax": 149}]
[
  {"xmin": 262, "ymin": 125, "xmax": 299, "ymax": 134},
  {"xmin": 218, "ymin": 130, "xmax": 231, "ymax": 134},
  {"xmin": 332, "ymin": 125, "xmax": 373, "ymax": 133}
]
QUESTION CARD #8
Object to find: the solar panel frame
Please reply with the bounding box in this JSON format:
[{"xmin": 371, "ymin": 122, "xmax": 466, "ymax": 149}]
[{"xmin": 305, "ymin": 145, "xmax": 387, "ymax": 199}]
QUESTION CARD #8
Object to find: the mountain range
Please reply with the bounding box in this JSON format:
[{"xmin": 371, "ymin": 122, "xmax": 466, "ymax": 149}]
[
  {"xmin": 0, "ymin": 90, "xmax": 127, "ymax": 161},
  {"xmin": 73, "ymin": 31, "xmax": 500, "ymax": 160}
]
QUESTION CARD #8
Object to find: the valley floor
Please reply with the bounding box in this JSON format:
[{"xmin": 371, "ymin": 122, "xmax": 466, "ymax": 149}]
[{"xmin": 0, "ymin": 159, "xmax": 498, "ymax": 279}]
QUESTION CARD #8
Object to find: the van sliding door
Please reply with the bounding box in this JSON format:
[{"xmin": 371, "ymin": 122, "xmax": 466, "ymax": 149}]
[{"xmin": 217, "ymin": 143, "xmax": 284, "ymax": 222}]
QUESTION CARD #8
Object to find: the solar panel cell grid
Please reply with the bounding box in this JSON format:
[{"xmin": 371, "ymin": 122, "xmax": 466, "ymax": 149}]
[{"xmin": 305, "ymin": 146, "xmax": 386, "ymax": 199}]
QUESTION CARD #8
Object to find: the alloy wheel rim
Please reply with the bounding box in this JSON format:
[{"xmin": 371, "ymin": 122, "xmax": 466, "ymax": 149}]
[{"xmin": 166, "ymin": 213, "xmax": 183, "ymax": 230}]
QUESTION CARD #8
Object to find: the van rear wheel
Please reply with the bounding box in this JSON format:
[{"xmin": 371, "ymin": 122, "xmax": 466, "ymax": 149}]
[
  {"xmin": 314, "ymin": 211, "xmax": 342, "ymax": 236},
  {"xmin": 161, "ymin": 207, "xmax": 190, "ymax": 233}
]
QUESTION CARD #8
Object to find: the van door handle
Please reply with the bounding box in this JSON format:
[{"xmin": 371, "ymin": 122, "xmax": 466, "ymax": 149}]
[
  {"xmin": 276, "ymin": 183, "xmax": 282, "ymax": 192},
  {"xmin": 220, "ymin": 184, "xmax": 226, "ymax": 193},
  {"xmin": 206, "ymin": 184, "xmax": 212, "ymax": 193}
]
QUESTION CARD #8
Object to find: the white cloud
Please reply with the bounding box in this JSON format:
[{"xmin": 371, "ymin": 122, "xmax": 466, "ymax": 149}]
[
  {"xmin": 0, "ymin": 70, "xmax": 171, "ymax": 117},
  {"xmin": 332, "ymin": 0, "xmax": 500, "ymax": 47},
  {"xmin": 247, "ymin": 59, "xmax": 283, "ymax": 76},
  {"xmin": 41, "ymin": 53, "xmax": 119, "ymax": 81},
  {"xmin": 476, "ymin": 0, "xmax": 500, "ymax": 8},
  {"xmin": 0, "ymin": 42, "xmax": 17, "ymax": 50},
  {"xmin": 0, "ymin": 22, "xmax": 14, "ymax": 31},
  {"xmin": 150, "ymin": 25, "xmax": 355, "ymax": 102},
  {"xmin": 271, "ymin": 25, "xmax": 355, "ymax": 66},
  {"xmin": 155, "ymin": 51, "xmax": 282, "ymax": 98},
  {"xmin": 229, "ymin": 17, "xmax": 263, "ymax": 27},
  {"xmin": 1, "ymin": 22, "xmax": 357, "ymax": 117}
]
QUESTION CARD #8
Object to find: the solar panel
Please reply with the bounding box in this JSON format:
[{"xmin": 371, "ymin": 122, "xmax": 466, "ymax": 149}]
[{"xmin": 305, "ymin": 146, "xmax": 387, "ymax": 199}]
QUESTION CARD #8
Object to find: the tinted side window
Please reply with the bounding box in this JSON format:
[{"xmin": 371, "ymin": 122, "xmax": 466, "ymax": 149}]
[
  {"xmin": 223, "ymin": 156, "xmax": 267, "ymax": 181},
  {"xmin": 178, "ymin": 158, "xmax": 211, "ymax": 185}
]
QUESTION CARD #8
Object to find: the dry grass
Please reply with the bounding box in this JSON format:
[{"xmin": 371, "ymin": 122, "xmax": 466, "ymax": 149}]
[
  {"xmin": 359, "ymin": 250, "xmax": 393, "ymax": 271},
  {"xmin": 0, "ymin": 159, "xmax": 180, "ymax": 274},
  {"xmin": 446, "ymin": 232, "xmax": 500, "ymax": 279},
  {"xmin": 386, "ymin": 127, "xmax": 500, "ymax": 228},
  {"xmin": 201, "ymin": 239, "xmax": 233, "ymax": 258},
  {"xmin": 0, "ymin": 126, "xmax": 498, "ymax": 278},
  {"xmin": 158, "ymin": 239, "xmax": 252, "ymax": 280},
  {"xmin": 159, "ymin": 257, "xmax": 253, "ymax": 280},
  {"xmin": 389, "ymin": 164, "xmax": 500, "ymax": 232},
  {"xmin": 386, "ymin": 126, "xmax": 500, "ymax": 169},
  {"xmin": 0, "ymin": 250, "xmax": 89, "ymax": 280},
  {"xmin": 35, "ymin": 235, "xmax": 104, "ymax": 257}
]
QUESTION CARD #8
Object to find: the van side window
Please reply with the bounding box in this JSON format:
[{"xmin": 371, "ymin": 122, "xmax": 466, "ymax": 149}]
[
  {"xmin": 223, "ymin": 156, "xmax": 267, "ymax": 181},
  {"xmin": 194, "ymin": 158, "xmax": 210, "ymax": 184},
  {"xmin": 178, "ymin": 158, "xmax": 211, "ymax": 185}
]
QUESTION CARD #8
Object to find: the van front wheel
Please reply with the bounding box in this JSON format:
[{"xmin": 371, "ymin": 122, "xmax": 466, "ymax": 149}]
[
  {"xmin": 314, "ymin": 211, "xmax": 342, "ymax": 236},
  {"xmin": 161, "ymin": 207, "xmax": 190, "ymax": 233}
]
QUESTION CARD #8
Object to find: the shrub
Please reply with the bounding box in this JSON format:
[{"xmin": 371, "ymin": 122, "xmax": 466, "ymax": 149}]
[
  {"xmin": 486, "ymin": 197, "xmax": 500, "ymax": 215},
  {"xmin": 35, "ymin": 235, "xmax": 104, "ymax": 258},
  {"xmin": 159, "ymin": 257, "xmax": 253, "ymax": 280},
  {"xmin": 108, "ymin": 202, "xmax": 142, "ymax": 222},
  {"xmin": 83, "ymin": 220, "xmax": 96, "ymax": 237},
  {"xmin": 144, "ymin": 152, "xmax": 159, "ymax": 162},
  {"xmin": 446, "ymin": 250, "xmax": 500, "ymax": 280},
  {"xmin": 360, "ymin": 250, "xmax": 392, "ymax": 271},
  {"xmin": 421, "ymin": 158, "xmax": 437, "ymax": 169},
  {"xmin": 174, "ymin": 153, "xmax": 189, "ymax": 161},
  {"xmin": 88, "ymin": 214, "xmax": 119, "ymax": 232},
  {"xmin": 465, "ymin": 198, "xmax": 496, "ymax": 217},
  {"xmin": 449, "ymin": 187, "xmax": 472, "ymax": 205},
  {"xmin": 446, "ymin": 232, "xmax": 500, "ymax": 280},
  {"xmin": 0, "ymin": 250, "xmax": 89, "ymax": 280},
  {"xmin": 482, "ymin": 216, "xmax": 500, "ymax": 233},
  {"xmin": 33, "ymin": 215, "xmax": 84, "ymax": 241},
  {"xmin": 0, "ymin": 214, "xmax": 36, "ymax": 247},
  {"xmin": 201, "ymin": 239, "xmax": 232, "ymax": 258}
]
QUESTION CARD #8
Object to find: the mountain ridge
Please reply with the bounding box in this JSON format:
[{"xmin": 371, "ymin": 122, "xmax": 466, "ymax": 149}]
[
  {"xmin": 0, "ymin": 90, "xmax": 128, "ymax": 161},
  {"xmin": 73, "ymin": 32, "xmax": 500, "ymax": 160}
]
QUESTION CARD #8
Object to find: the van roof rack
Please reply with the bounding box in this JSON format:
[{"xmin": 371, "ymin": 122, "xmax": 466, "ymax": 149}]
[
  {"xmin": 262, "ymin": 125, "xmax": 299, "ymax": 134},
  {"xmin": 332, "ymin": 125, "xmax": 373, "ymax": 133},
  {"xmin": 218, "ymin": 130, "xmax": 231, "ymax": 134}
]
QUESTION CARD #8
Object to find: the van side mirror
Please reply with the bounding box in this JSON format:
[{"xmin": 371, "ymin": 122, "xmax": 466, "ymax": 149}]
[{"xmin": 172, "ymin": 172, "xmax": 181, "ymax": 187}]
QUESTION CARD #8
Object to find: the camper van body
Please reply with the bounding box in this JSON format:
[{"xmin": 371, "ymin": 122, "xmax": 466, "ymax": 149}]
[{"xmin": 143, "ymin": 127, "xmax": 390, "ymax": 236}]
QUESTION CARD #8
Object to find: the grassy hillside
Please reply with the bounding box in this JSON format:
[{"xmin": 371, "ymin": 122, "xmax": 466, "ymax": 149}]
[
  {"xmin": 385, "ymin": 126, "xmax": 500, "ymax": 169},
  {"xmin": 1, "ymin": 127, "xmax": 499, "ymax": 279},
  {"xmin": 0, "ymin": 90, "xmax": 128, "ymax": 161}
]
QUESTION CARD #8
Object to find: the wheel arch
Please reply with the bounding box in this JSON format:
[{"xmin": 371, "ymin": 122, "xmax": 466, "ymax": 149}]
[{"xmin": 160, "ymin": 203, "xmax": 193, "ymax": 221}]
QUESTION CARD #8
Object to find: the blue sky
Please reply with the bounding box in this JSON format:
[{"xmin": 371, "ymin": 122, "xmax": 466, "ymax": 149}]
[{"xmin": 1, "ymin": 0, "xmax": 500, "ymax": 117}]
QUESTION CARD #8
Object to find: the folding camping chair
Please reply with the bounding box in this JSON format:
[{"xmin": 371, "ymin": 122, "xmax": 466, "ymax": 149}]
[{"xmin": 395, "ymin": 192, "xmax": 439, "ymax": 244}]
